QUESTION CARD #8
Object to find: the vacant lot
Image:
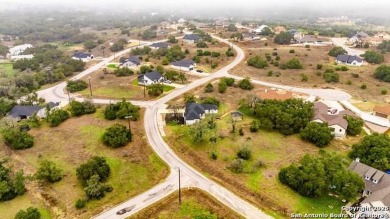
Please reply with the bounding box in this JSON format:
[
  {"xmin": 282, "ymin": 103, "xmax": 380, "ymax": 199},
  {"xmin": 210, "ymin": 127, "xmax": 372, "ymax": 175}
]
[
  {"xmin": 0, "ymin": 108, "xmax": 168, "ymax": 219},
  {"xmin": 130, "ymin": 188, "xmax": 244, "ymax": 219},
  {"xmin": 77, "ymin": 69, "xmax": 175, "ymax": 100},
  {"xmin": 230, "ymin": 39, "xmax": 390, "ymax": 103},
  {"xmin": 165, "ymin": 80, "xmax": 362, "ymax": 218},
  {"xmin": 0, "ymin": 62, "xmax": 18, "ymax": 76}
]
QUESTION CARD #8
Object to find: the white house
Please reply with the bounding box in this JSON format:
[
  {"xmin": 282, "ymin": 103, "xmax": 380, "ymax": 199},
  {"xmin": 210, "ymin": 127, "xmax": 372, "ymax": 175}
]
[
  {"xmin": 137, "ymin": 71, "xmax": 164, "ymax": 86},
  {"xmin": 170, "ymin": 59, "xmax": 196, "ymax": 72},
  {"xmin": 72, "ymin": 52, "xmax": 94, "ymax": 62},
  {"xmin": 311, "ymin": 101, "xmax": 355, "ymax": 138},
  {"xmin": 10, "ymin": 54, "xmax": 34, "ymax": 60},
  {"xmin": 149, "ymin": 42, "xmax": 170, "ymax": 50},
  {"xmin": 182, "ymin": 34, "xmax": 201, "ymax": 44},
  {"xmin": 119, "ymin": 56, "xmax": 141, "ymax": 68},
  {"xmin": 252, "ymin": 25, "xmax": 270, "ymax": 35},
  {"xmin": 184, "ymin": 102, "xmax": 218, "ymax": 125},
  {"xmin": 336, "ymin": 55, "xmax": 363, "ymax": 66},
  {"xmin": 242, "ymin": 33, "xmax": 260, "ymax": 41},
  {"xmin": 8, "ymin": 44, "xmax": 33, "ymax": 56}
]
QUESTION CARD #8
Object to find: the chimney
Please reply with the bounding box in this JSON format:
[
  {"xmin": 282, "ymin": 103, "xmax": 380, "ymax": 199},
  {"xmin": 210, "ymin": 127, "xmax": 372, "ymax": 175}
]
[{"xmin": 356, "ymin": 157, "xmax": 360, "ymax": 163}]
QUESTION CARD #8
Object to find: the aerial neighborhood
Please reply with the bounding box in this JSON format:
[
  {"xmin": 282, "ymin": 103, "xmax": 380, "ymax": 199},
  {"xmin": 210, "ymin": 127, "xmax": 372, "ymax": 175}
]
[{"xmin": 1, "ymin": 1, "xmax": 390, "ymax": 219}]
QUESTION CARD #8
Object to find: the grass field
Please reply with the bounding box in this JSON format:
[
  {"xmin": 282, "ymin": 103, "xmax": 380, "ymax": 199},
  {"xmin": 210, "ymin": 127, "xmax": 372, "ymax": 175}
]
[
  {"xmin": 130, "ymin": 189, "xmax": 244, "ymax": 219},
  {"xmin": 0, "ymin": 108, "xmax": 169, "ymax": 218},
  {"xmin": 164, "ymin": 81, "xmax": 360, "ymax": 218},
  {"xmin": 0, "ymin": 62, "xmax": 18, "ymax": 76}
]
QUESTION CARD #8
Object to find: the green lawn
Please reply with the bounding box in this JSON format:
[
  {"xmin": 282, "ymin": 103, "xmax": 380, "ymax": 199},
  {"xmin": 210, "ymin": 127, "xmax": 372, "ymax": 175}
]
[
  {"xmin": 0, "ymin": 195, "xmax": 52, "ymax": 219},
  {"xmin": 107, "ymin": 64, "xmax": 119, "ymax": 68},
  {"xmin": 0, "ymin": 63, "xmax": 18, "ymax": 76}
]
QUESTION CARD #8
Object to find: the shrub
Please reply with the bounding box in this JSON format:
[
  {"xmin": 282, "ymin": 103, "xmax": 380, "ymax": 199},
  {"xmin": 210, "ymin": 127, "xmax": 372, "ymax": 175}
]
[
  {"xmin": 2, "ymin": 128, "xmax": 34, "ymax": 150},
  {"xmin": 239, "ymin": 128, "xmax": 244, "ymax": 136},
  {"xmin": 300, "ymin": 122, "xmax": 334, "ymax": 147},
  {"xmin": 66, "ymin": 80, "xmax": 88, "ymax": 93},
  {"xmin": 361, "ymin": 84, "xmax": 367, "ymax": 89},
  {"xmin": 221, "ymin": 77, "xmax": 235, "ymax": 86},
  {"xmin": 328, "ymin": 46, "xmax": 347, "ymax": 57},
  {"xmin": 249, "ymin": 120, "xmax": 259, "ymax": 132},
  {"xmin": 102, "ymin": 124, "xmax": 131, "ymax": 148},
  {"xmin": 211, "ymin": 52, "xmax": 220, "ymax": 57},
  {"xmin": 285, "ymin": 58, "xmax": 303, "ymax": 69},
  {"xmin": 237, "ymin": 147, "xmax": 251, "ymax": 160},
  {"xmin": 289, "ymin": 49, "xmax": 295, "ymax": 53},
  {"xmin": 347, "ymin": 80, "xmax": 352, "ymax": 85},
  {"xmin": 70, "ymin": 100, "xmax": 96, "ymax": 116},
  {"xmin": 301, "ymin": 73, "xmax": 308, "ymax": 82},
  {"xmin": 381, "ymin": 89, "xmax": 388, "ymax": 95},
  {"xmin": 114, "ymin": 67, "xmax": 134, "ymax": 77},
  {"xmin": 218, "ymin": 81, "xmax": 227, "ymax": 93},
  {"xmin": 14, "ymin": 207, "xmax": 41, "ymax": 219},
  {"xmin": 247, "ymin": 56, "xmax": 268, "ymax": 69},
  {"xmin": 75, "ymin": 199, "xmax": 87, "ymax": 209},
  {"xmin": 76, "ymin": 156, "xmax": 110, "ymax": 186},
  {"xmin": 226, "ymin": 48, "xmax": 234, "ymax": 57},
  {"xmin": 209, "ymin": 151, "xmax": 218, "ymax": 160},
  {"xmin": 272, "ymin": 52, "xmax": 278, "ymax": 56},
  {"xmin": 275, "ymin": 55, "xmax": 280, "ymax": 61},
  {"xmin": 147, "ymin": 84, "xmax": 164, "ymax": 97},
  {"xmin": 323, "ymin": 69, "xmax": 340, "ymax": 83},
  {"xmin": 305, "ymin": 45, "xmax": 310, "ymax": 48},
  {"xmin": 351, "ymin": 73, "xmax": 359, "ymax": 78},
  {"xmin": 201, "ymin": 96, "xmax": 220, "ymax": 106},
  {"xmin": 362, "ymin": 50, "xmax": 384, "ymax": 64},
  {"xmin": 0, "ymin": 162, "xmax": 26, "ymax": 201},
  {"xmin": 204, "ymin": 83, "xmax": 213, "ymax": 93},
  {"xmin": 196, "ymin": 41, "xmax": 208, "ymax": 48},
  {"xmin": 229, "ymin": 159, "xmax": 244, "ymax": 173},
  {"xmin": 238, "ymin": 77, "xmax": 254, "ymax": 90},
  {"xmin": 316, "ymin": 64, "xmax": 323, "ymax": 70},
  {"xmin": 103, "ymin": 99, "xmax": 140, "ymax": 121},
  {"xmin": 47, "ymin": 109, "xmax": 69, "ymax": 127},
  {"xmin": 35, "ymin": 160, "xmax": 63, "ymax": 183},
  {"xmin": 374, "ymin": 65, "xmax": 390, "ymax": 82},
  {"xmin": 83, "ymin": 175, "xmax": 110, "ymax": 199},
  {"xmin": 267, "ymin": 70, "xmax": 273, "ymax": 76}
]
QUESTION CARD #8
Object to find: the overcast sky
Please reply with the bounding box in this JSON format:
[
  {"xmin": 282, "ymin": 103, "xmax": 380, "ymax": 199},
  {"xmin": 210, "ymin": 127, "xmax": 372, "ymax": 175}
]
[{"xmin": 1, "ymin": 0, "xmax": 390, "ymax": 19}]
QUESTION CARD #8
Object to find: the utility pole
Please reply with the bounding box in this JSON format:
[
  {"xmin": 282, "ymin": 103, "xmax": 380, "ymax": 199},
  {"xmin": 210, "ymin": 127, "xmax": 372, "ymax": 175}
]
[
  {"xmin": 88, "ymin": 77, "xmax": 93, "ymax": 96},
  {"xmin": 125, "ymin": 115, "xmax": 132, "ymax": 133},
  {"xmin": 143, "ymin": 83, "xmax": 146, "ymax": 98},
  {"xmin": 177, "ymin": 167, "xmax": 181, "ymax": 205}
]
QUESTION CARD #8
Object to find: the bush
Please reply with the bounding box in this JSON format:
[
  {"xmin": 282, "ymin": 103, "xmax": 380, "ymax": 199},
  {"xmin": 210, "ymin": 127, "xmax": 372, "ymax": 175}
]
[
  {"xmin": 274, "ymin": 32, "xmax": 293, "ymax": 45},
  {"xmin": 285, "ymin": 58, "xmax": 303, "ymax": 69},
  {"xmin": 14, "ymin": 207, "xmax": 41, "ymax": 219},
  {"xmin": 147, "ymin": 84, "xmax": 164, "ymax": 97},
  {"xmin": 114, "ymin": 67, "xmax": 134, "ymax": 77},
  {"xmin": 84, "ymin": 174, "xmax": 109, "ymax": 199},
  {"xmin": 316, "ymin": 64, "xmax": 323, "ymax": 70},
  {"xmin": 345, "ymin": 115, "xmax": 364, "ymax": 136},
  {"xmin": 35, "ymin": 160, "xmax": 63, "ymax": 183},
  {"xmin": 218, "ymin": 81, "xmax": 227, "ymax": 93},
  {"xmin": 247, "ymin": 56, "xmax": 268, "ymax": 69},
  {"xmin": 66, "ymin": 80, "xmax": 88, "ymax": 93},
  {"xmin": 204, "ymin": 83, "xmax": 213, "ymax": 93},
  {"xmin": 289, "ymin": 49, "xmax": 295, "ymax": 53},
  {"xmin": 209, "ymin": 151, "xmax": 218, "ymax": 160},
  {"xmin": 226, "ymin": 48, "xmax": 234, "ymax": 57},
  {"xmin": 381, "ymin": 89, "xmax": 388, "ymax": 95},
  {"xmin": 0, "ymin": 162, "xmax": 26, "ymax": 201},
  {"xmin": 305, "ymin": 45, "xmax": 310, "ymax": 48},
  {"xmin": 211, "ymin": 52, "xmax": 220, "ymax": 57},
  {"xmin": 361, "ymin": 84, "xmax": 367, "ymax": 89},
  {"xmin": 323, "ymin": 69, "xmax": 340, "ymax": 83},
  {"xmin": 374, "ymin": 65, "xmax": 390, "ymax": 82},
  {"xmin": 2, "ymin": 128, "xmax": 34, "ymax": 150},
  {"xmin": 196, "ymin": 41, "xmax": 208, "ymax": 48},
  {"xmin": 351, "ymin": 73, "xmax": 359, "ymax": 78},
  {"xmin": 76, "ymin": 156, "xmax": 110, "ymax": 186},
  {"xmin": 300, "ymin": 122, "xmax": 334, "ymax": 147},
  {"xmin": 301, "ymin": 73, "xmax": 308, "ymax": 82},
  {"xmin": 229, "ymin": 159, "xmax": 244, "ymax": 173},
  {"xmin": 328, "ymin": 46, "xmax": 347, "ymax": 57},
  {"xmin": 75, "ymin": 199, "xmax": 87, "ymax": 209},
  {"xmin": 272, "ymin": 52, "xmax": 278, "ymax": 56},
  {"xmin": 103, "ymin": 99, "xmax": 140, "ymax": 120},
  {"xmin": 102, "ymin": 124, "xmax": 131, "ymax": 148},
  {"xmin": 70, "ymin": 100, "xmax": 96, "ymax": 116},
  {"xmin": 200, "ymin": 96, "xmax": 220, "ymax": 106},
  {"xmin": 238, "ymin": 77, "xmax": 254, "ymax": 90},
  {"xmin": 237, "ymin": 147, "xmax": 251, "ymax": 160},
  {"xmin": 239, "ymin": 128, "xmax": 244, "ymax": 136},
  {"xmin": 267, "ymin": 70, "xmax": 273, "ymax": 76},
  {"xmin": 362, "ymin": 51, "xmax": 384, "ymax": 64},
  {"xmin": 47, "ymin": 109, "xmax": 69, "ymax": 127},
  {"xmin": 221, "ymin": 77, "xmax": 235, "ymax": 86},
  {"xmin": 249, "ymin": 120, "xmax": 259, "ymax": 132}
]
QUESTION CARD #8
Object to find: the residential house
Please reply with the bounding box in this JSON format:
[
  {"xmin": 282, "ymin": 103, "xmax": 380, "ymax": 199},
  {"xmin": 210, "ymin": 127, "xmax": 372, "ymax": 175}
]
[
  {"xmin": 184, "ymin": 102, "xmax": 218, "ymax": 125},
  {"xmin": 137, "ymin": 71, "xmax": 164, "ymax": 86},
  {"xmin": 8, "ymin": 44, "xmax": 33, "ymax": 56},
  {"xmin": 119, "ymin": 56, "xmax": 141, "ymax": 68},
  {"xmin": 183, "ymin": 34, "xmax": 200, "ymax": 44},
  {"xmin": 170, "ymin": 59, "xmax": 196, "ymax": 71},
  {"xmin": 297, "ymin": 35, "xmax": 329, "ymax": 45},
  {"xmin": 349, "ymin": 159, "xmax": 390, "ymax": 218},
  {"xmin": 252, "ymin": 25, "xmax": 270, "ymax": 35},
  {"xmin": 8, "ymin": 102, "xmax": 60, "ymax": 121},
  {"xmin": 336, "ymin": 55, "xmax": 363, "ymax": 66},
  {"xmin": 373, "ymin": 105, "xmax": 390, "ymax": 120},
  {"xmin": 10, "ymin": 55, "xmax": 34, "ymax": 60},
  {"xmin": 311, "ymin": 101, "xmax": 355, "ymax": 138},
  {"xmin": 150, "ymin": 42, "xmax": 170, "ymax": 50},
  {"xmin": 257, "ymin": 89, "xmax": 293, "ymax": 101},
  {"xmin": 72, "ymin": 52, "xmax": 94, "ymax": 62},
  {"xmin": 242, "ymin": 33, "xmax": 260, "ymax": 41},
  {"xmin": 288, "ymin": 29, "xmax": 304, "ymax": 42},
  {"xmin": 348, "ymin": 31, "xmax": 369, "ymax": 46}
]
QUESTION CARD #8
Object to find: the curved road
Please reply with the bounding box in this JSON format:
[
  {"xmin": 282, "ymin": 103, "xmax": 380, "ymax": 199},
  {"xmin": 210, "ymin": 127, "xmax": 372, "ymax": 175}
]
[{"xmin": 36, "ymin": 36, "xmax": 361, "ymax": 219}]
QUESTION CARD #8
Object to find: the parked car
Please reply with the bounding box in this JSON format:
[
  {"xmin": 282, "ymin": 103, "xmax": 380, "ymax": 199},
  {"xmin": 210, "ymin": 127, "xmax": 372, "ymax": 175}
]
[
  {"xmin": 196, "ymin": 69, "xmax": 203, "ymax": 73},
  {"xmin": 165, "ymin": 80, "xmax": 172, "ymax": 84}
]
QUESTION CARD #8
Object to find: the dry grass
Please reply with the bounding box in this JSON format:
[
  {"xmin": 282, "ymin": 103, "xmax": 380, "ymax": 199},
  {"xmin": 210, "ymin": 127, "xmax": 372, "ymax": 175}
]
[
  {"xmin": 0, "ymin": 108, "xmax": 169, "ymax": 219},
  {"xmin": 129, "ymin": 188, "xmax": 244, "ymax": 219},
  {"xmin": 230, "ymin": 39, "xmax": 390, "ymax": 103}
]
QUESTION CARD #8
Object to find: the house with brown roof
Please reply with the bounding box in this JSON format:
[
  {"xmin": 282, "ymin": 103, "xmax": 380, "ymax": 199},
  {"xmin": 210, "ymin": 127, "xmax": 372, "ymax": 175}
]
[
  {"xmin": 349, "ymin": 159, "xmax": 390, "ymax": 218},
  {"xmin": 312, "ymin": 101, "xmax": 355, "ymax": 138},
  {"xmin": 257, "ymin": 89, "xmax": 293, "ymax": 101},
  {"xmin": 373, "ymin": 105, "xmax": 390, "ymax": 120}
]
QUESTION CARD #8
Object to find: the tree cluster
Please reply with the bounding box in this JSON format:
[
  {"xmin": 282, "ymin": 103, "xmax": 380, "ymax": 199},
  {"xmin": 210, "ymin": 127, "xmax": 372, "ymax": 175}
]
[
  {"xmin": 374, "ymin": 65, "xmax": 390, "ymax": 82},
  {"xmin": 0, "ymin": 161, "xmax": 26, "ymax": 201},
  {"xmin": 247, "ymin": 56, "xmax": 268, "ymax": 69},
  {"xmin": 69, "ymin": 100, "xmax": 96, "ymax": 117},
  {"xmin": 279, "ymin": 153, "xmax": 364, "ymax": 201},
  {"xmin": 66, "ymin": 80, "xmax": 88, "ymax": 93},
  {"xmin": 284, "ymin": 58, "xmax": 303, "ymax": 69},
  {"xmin": 14, "ymin": 207, "xmax": 41, "ymax": 219},
  {"xmin": 2, "ymin": 127, "xmax": 34, "ymax": 150},
  {"xmin": 345, "ymin": 115, "xmax": 364, "ymax": 136},
  {"xmin": 300, "ymin": 122, "xmax": 334, "ymax": 147},
  {"xmin": 273, "ymin": 32, "xmax": 293, "ymax": 45},
  {"xmin": 47, "ymin": 109, "xmax": 69, "ymax": 127},
  {"xmin": 102, "ymin": 124, "xmax": 132, "ymax": 148},
  {"xmin": 238, "ymin": 77, "xmax": 254, "ymax": 90},
  {"xmin": 103, "ymin": 99, "xmax": 140, "ymax": 120},
  {"xmin": 362, "ymin": 51, "xmax": 384, "ymax": 64},
  {"xmin": 113, "ymin": 67, "xmax": 134, "ymax": 77},
  {"xmin": 109, "ymin": 39, "xmax": 127, "ymax": 52},
  {"xmin": 377, "ymin": 40, "xmax": 390, "ymax": 53},
  {"xmin": 328, "ymin": 47, "xmax": 347, "ymax": 57},
  {"xmin": 35, "ymin": 160, "xmax": 63, "ymax": 183},
  {"xmin": 323, "ymin": 69, "xmax": 340, "ymax": 83},
  {"xmin": 147, "ymin": 84, "xmax": 164, "ymax": 97}
]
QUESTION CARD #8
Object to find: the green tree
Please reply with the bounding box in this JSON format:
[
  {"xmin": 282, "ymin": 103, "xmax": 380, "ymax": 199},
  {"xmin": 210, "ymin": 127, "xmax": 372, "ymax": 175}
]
[
  {"xmin": 238, "ymin": 77, "xmax": 254, "ymax": 90},
  {"xmin": 0, "ymin": 161, "xmax": 26, "ymax": 201},
  {"xmin": 226, "ymin": 24, "xmax": 238, "ymax": 32},
  {"xmin": 102, "ymin": 124, "xmax": 131, "ymax": 148},
  {"xmin": 147, "ymin": 84, "xmax": 164, "ymax": 97},
  {"xmin": 0, "ymin": 44, "xmax": 9, "ymax": 57},
  {"xmin": 14, "ymin": 207, "xmax": 41, "ymax": 219},
  {"xmin": 221, "ymin": 77, "xmax": 235, "ymax": 86},
  {"xmin": 47, "ymin": 109, "xmax": 69, "ymax": 127},
  {"xmin": 167, "ymin": 36, "xmax": 178, "ymax": 43},
  {"xmin": 349, "ymin": 133, "xmax": 390, "ymax": 171},
  {"xmin": 374, "ymin": 65, "xmax": 390, "ymax": 82},
  {"xmin": 76, "ymin": 157, "xmax": 110, "ymax": 186},
  {"xmin": 300, "ymin": 122, "xmax": 334, "ymax": 147},
  {"xmin": 323, "ymin": 69, "xmax": 340, "ymax": 83},
  {"xmin": 113, "ymin": 67, "xmax": 134, "ymax": 77},
  {"xmin": 247, "ymin": 56, "xmax": 268, "ymax": 69},
  {"xmin": 204, "ymin": 83, "xmax": 213, "ymax": 93},
  {"xmin": 260, "ymin": 27, "xmax": 273, "ymax": 36},
  {"xmin": 2, "ymin": 128, "xmax": 34, "ymax": 150},
  {"xmin": 274, "ymin": 32, "xmax": 293, "ymax": 45},
  {"xmin": 184, "ymin": 93, "xmax": 197, "ymax": 103},
  {"xmin": 345, "ymin": 115, "xmax": 364, "ymax": 136},
  {"xmin": 84, "ymin": 40, "xmax": 97, "ymax": 50},
  {"xmin": 84, "ymin": 175, "xmax": 107, "ymax": 199},
  {"xmin": 66, "ymin": 80, "xmax": 88, "ymax": 93},
  {"xmin": 218, "ymin": 81, "xmax": 227, "ymax": 93},
  {"xmin": 328, "ymin": 46, "xmax": 347, "ymax": 57},
  {"xmin": 200, "ymin": 96, "xmax": 220, "ymax": 106},
  {"xmin": 103, "ymin": 99, "xmax": 140, "ymax": 121},
  {"xmin": 196, "ymin": 41, "xmax": 208, "ymax": 48},
  {"xmin": 285, "ymin": 58, "xmax": 303, "ymax": 69},
  {"xmin": 237, "ymin": 147, "xmax": 251, "ymax": 160},
  {"xmin": 35, "ymin": 160, "xmax": 63, "ymax": 183},
  {"xmin": 70, "ymin": 100, "xmax": 96, "ymax": 116},
  {"xmin": 362, "ymin": 50, "xmax": 384, "ymax": 64}
]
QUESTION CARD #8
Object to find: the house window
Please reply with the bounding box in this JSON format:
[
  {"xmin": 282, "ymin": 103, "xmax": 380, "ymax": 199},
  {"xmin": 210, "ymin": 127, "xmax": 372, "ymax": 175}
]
[{"xmin": 339, "ymin": 129, "xmax": 342, "ymax": 132}]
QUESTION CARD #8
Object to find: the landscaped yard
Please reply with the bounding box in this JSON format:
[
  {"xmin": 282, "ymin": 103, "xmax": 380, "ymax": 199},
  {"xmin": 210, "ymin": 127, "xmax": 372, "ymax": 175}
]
[
  {"xmin": 130, "ymin": 189, "xmax": 244, "ymax": 219},
  {"xmin": 0, "ymin": 62, "xmax": 18, "ymax": 76},
  {"xmin": 164, "ymin": 80, "xmax": 362, "ymax": 218},
  {"xmin": 0, "ymin": 108, "xmax": 169, "ymax": 218}
]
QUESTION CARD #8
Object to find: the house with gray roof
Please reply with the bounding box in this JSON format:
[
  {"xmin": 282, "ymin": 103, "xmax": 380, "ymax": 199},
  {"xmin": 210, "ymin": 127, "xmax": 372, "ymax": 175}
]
[
  {"xmin": 120, "ymin": 56, "xmax": 142, "ymax": 68},
  {"xmin": 336, "ymin": 55, "xmax": 363, "ymax": 66},
  {"xmin": 137, "ymin": 71, "xmax": 164, "ymax": 86},
  {"xmin": 349, "ymin": 159, "xmax": 390, "ymax": 218},
  {"xmin": 170, "ymin": 59, "xmax": 196, "ymax": 72},
  {"xmin": 183, "ymin": 34, "xmax": 201, "ymax": 44},
  {"xmin": 184, "ymin": 102, "xmax": 218, "ymax": 125},
  {"xmin": 311, "ymin": 101, "xmax": 355, "ymax": 138},
  {"xmin": 150, "ymin": 42, "xmax": 170, "ymax": 50},
  {"xmin": 8, "ymin": 102, "xmax": 60, "ymax": 121},
  {"xmin": 72, "ymin": 52, "xmax": 94, "ymax": 62}
]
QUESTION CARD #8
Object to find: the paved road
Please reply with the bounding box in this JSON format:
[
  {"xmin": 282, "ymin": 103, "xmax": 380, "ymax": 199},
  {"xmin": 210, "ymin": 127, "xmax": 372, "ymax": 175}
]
[{"xmin": 331, "ymin": 38, "xmax": 365, "ymax": 56}]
